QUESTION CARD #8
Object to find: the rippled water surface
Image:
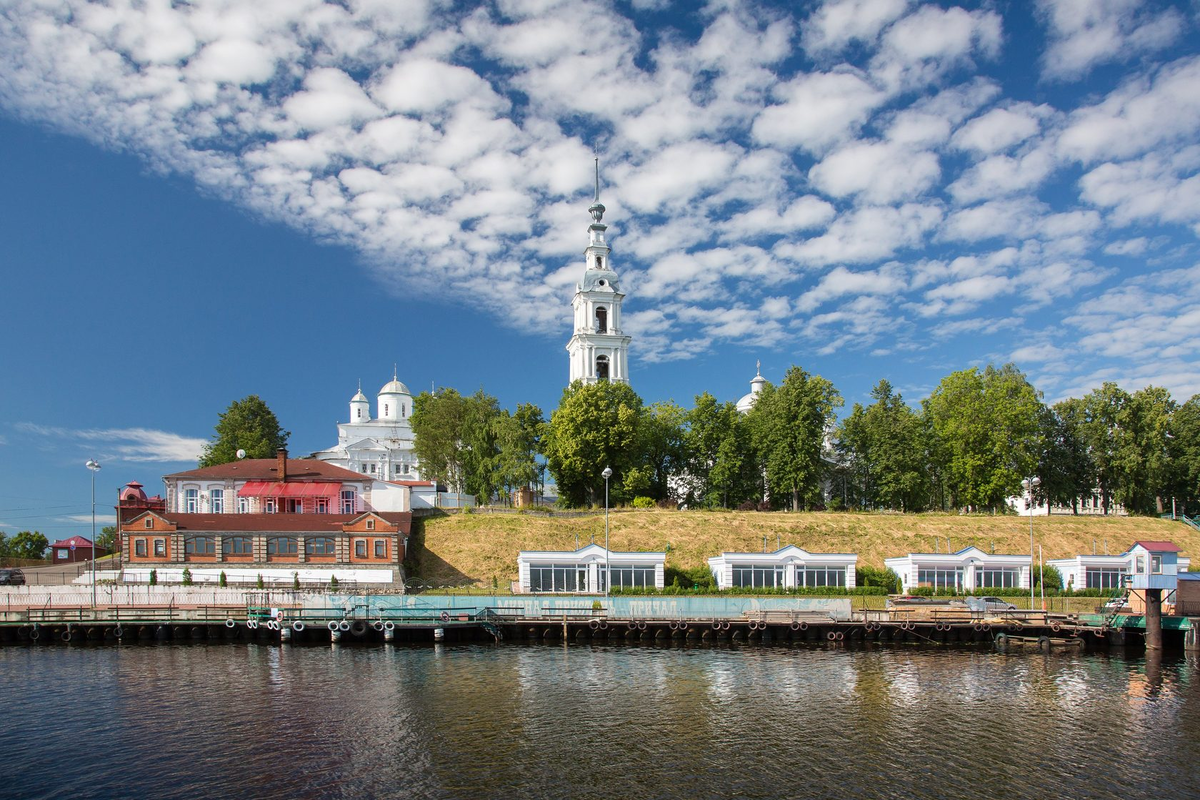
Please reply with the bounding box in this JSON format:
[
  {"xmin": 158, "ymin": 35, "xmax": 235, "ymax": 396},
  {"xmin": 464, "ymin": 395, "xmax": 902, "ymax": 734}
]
[{"xmin": 5, "ymin": 642, "xmax": 1199, "ymax": 799}]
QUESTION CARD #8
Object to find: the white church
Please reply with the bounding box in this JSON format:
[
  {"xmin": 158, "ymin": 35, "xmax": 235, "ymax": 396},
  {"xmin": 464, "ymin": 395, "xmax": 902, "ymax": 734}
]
[{"xmin": 312, "ymin": 371, "xmax": 421, "ymax": 482}]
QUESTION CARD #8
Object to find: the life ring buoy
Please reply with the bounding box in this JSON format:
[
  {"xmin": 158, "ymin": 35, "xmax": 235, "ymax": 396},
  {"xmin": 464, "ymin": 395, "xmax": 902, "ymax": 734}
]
[
  {"xmin": 113, "ymin": 626, "xmax": 124, "ymax": 639},
  {"xmin": 61, "ymin": 630, "xmax": 72, "ymax": 643},
  {"xmin": 338, "ymin": 620, "xmax": 351, "ymax": 632},
  {"xmin": 292, "ymin": 621, "xmax": 305, "ymax": 633},
  {"xmin": 29, "ymin": 626, "xmax": 40, "ymax": 641},
  {"xmin": 1050, "ymin": 622, "xmax": 1061, "ymax": 633},
  {"xmin": 225, "ymin": 619, "xmax": 236, "ymax": 629},
  {"xmin": 372, "ymin": 620, "xmax": 384, "ymax": 632},
  {"xmin": 327, "ymin": 620, "xmax": 340, "ymax": 632},
  {"xmin": 440, "ymin": 611, "xmax": 450, "ymax": 622},
  {"xmin": 383, "ymin": 621, "xmax": 395, "ymax": 632}
]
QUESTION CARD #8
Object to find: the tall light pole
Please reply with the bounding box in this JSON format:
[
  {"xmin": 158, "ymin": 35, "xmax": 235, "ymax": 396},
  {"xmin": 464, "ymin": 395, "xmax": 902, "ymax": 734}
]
[
  {"xmin": 602, "ymin": 466, "xmax": 612, "ymax": 597},
  {"xmin": 1021, "ymin": 476, "xmax": 1041, "ymax": 610},
  {"xmin": 86, "ymin": 459, "xmax": 101, "ymax": 610}
]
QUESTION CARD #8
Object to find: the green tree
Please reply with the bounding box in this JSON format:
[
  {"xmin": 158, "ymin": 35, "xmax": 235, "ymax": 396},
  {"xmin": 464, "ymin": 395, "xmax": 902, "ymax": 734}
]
[
  {"xmin": 542, "ymin": 381, "xmax": 644, "ymax": 507},
  {"xmin": 1038, "ymin": 398, "xmax": 1094, "ymax": 514},
  {"xmin": 923, "ymin": 364, "xmax": 1043, "ymax": 512},
  {"xmin": 1168, "ymin": 395, "xmax": 1200, "ymax": 515},
  {"xmin": 198, "ymin": 395, "xmax": 290, "ymax": 467},
  {"xmin": 631, "ymin": 400, "xmax": 687, "ymax": 502},
  {"xmin": 412, "ymin": 388, "xmax": 467, "ymax": 491},
  {"xmin": 1116, "ymin": 386, "xmax": 1175, "ymax": 515},
  {"xmin": 1079, "ymin": 382, "xmax": 1130, "ymax": 515},
  {"xmin": 683, "ymin": 393, "xmax": 755, "ymax": 508},
  {"xmin": 747, "ymin": 366, "xmax": 842, "ymax": 511},
  {"xmin": 95, "ymin": 525, "xmax": 117, "ymax": 554},
  {"xmin": 493, "ymin": 406, "xmax": 543, "ymax": 504},
  {"xmin": 10, "ymin": 531, "xmax": 49, "ymax": 560},
  {"xmin": 835, "ymin": 380, "xmax": 927, "ymax": 511}
]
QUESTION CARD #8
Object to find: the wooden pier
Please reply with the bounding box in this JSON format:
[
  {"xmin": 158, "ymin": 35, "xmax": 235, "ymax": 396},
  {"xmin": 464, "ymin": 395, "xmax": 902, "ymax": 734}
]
[{"xmin": 0, "ymin": 603, "xmax": 1193, "ymax": 650}]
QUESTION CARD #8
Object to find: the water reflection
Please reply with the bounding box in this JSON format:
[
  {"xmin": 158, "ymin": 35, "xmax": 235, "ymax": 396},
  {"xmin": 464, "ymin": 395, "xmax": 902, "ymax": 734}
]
[{"xmin": 3, "ymin": 643, "xmax": 1200, "ymax": 799}]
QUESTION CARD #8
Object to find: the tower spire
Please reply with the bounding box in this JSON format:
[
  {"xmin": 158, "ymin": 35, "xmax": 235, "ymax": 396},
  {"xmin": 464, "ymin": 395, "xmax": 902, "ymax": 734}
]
[
  {"xmin": 594, "ymin": 157, "xmax": 600, "ymax": 202},
  {"xmin": 588, "ymin": 158, "xmax": 606, "ymax": 225}
]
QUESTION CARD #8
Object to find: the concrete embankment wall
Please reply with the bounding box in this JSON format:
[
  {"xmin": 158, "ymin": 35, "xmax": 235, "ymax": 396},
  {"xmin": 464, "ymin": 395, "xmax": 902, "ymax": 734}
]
[{"xmin": 0, "ymin": 585, "xmax": 317, "ymax": 611}]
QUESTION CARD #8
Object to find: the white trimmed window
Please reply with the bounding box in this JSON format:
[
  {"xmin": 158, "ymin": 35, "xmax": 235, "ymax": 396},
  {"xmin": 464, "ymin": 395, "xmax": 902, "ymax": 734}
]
[
  {"xmin": 210, "ymin": 488, "xmax": 224, "ymax": 514},
  {"xmin": 341, "ymin": 490, "xmax": 356, "ymax": 514},
  {"xmin": 184, "ymin": 488, "xmax": 198, "ymax": 513}
]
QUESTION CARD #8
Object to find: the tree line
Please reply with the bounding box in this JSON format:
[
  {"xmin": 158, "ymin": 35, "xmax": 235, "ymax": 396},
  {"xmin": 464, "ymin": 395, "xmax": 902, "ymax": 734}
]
[{"xmin": 410, "ymin": 365, "xmax": 1200, "ymax": 516}]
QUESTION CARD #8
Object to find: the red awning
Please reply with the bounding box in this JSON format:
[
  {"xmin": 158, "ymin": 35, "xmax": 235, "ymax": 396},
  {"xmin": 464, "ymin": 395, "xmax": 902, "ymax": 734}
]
[{"xmin": 238, "ymin": 481, "xmax": 340, "ymax": 498}]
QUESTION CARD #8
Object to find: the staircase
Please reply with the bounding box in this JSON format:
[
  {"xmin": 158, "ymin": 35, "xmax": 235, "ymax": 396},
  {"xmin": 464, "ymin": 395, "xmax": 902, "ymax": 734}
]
[{"xmin": 1161, "ymin": 513, "xmax": 1200, "ymax": 531}]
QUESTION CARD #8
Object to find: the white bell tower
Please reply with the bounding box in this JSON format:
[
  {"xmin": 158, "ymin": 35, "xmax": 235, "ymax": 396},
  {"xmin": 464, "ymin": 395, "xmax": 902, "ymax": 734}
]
[{"xmin": 566, "ymin": 160, "xmax": 631, "ymax": 386}]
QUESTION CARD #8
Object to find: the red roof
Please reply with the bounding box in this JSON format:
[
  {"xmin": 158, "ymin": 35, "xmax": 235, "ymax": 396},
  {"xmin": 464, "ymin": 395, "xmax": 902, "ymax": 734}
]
[
  {"xmin": 237, "ymin": 481, "xmax": 341, "ymax": 498},
  {"xmin": 391, "ymin": 480, "xmax": 435, "ymax": 487},
  {"xmin": 1133, "ymin": 540, "xmax": 1182, "ymax": 553},
  {"xmin": 164, "ymin": 458, "xmax": 367, "ymax": 482},
  {"xmin": 50, "ymin": 536, "xmax": 94, "ymax": 548},
  {"xmin": 120, "ymin": 512, "xmax": 411, "ymax": 534}
]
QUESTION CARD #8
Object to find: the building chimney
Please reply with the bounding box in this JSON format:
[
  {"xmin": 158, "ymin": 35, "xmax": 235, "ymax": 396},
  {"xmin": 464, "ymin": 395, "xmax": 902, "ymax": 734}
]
[{"xmin": 277, "ymin": 448, "xmax": 288, "ymax": 482}]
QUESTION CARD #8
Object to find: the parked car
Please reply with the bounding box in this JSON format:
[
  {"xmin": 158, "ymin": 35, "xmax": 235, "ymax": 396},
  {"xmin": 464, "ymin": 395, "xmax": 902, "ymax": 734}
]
[
  {"xmin": 0, "ymin": 568, "xmax": 25, "ymax": 585},
  {"xmin": 1102, "ymin": 596, "xmax": 1127, "ymax": 612},
  {"xmin": 979, "ymin": 596, "xmax": 1017, "ymax": 612}
]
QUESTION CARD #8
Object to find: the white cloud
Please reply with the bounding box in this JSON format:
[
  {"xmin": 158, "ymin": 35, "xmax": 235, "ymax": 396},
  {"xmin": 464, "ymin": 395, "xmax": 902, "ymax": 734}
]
[
  {"xmin": 795, "ymin": 263, "xmax": 908, "ymax": 312},
  {"xmin": 952, "ymin": 104, "xmax": 1049, "ymax": 154},
  {"xmin": 779, "ymin": 204, "xmax": 943, "ymax": 266},
  {"xmin": 752, "ymin": 69, "xmax": 885, "ymax": 153},
  {"xmin": 1037, "ymin": 0, "xmax": 1184, "ymax": 81},
  {"xmin": 17, "ymin": 424, "xmax": 205, "ymax": 463},
  {"xmin": 802, "ymin": 0, "xmax": 910, "ymax": 55},
  {"xmin": 870, "ymin": 5, "xmax": 1002, "ymax": 91},
  {"xmin": 809, "ymin": 139, "xmax": 940, "ymax": 204}
]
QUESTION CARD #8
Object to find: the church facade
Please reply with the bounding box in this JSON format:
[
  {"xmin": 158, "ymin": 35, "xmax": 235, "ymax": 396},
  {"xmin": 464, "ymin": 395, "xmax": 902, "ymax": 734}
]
[
  {"xmin": 311, "ymin": 372, "xmax": 422, "ymax": 482},
  {"xmin": 566, "ymin": 162, "xmax": 631, "ymax": 386}
]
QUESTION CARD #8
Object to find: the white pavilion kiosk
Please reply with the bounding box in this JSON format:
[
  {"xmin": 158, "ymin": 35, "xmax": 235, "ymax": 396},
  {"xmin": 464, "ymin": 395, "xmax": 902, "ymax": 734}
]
[
  {"xmin": 885, "ymin": 546, "xmax": 1032, "ymax": 593},
  {"xmin": 707, "ymin": 546, "xmax": 858, "ymax": 590},
  {"xmin": 517, "ymin": 544, "xmax": 665, "ymax": 593}
]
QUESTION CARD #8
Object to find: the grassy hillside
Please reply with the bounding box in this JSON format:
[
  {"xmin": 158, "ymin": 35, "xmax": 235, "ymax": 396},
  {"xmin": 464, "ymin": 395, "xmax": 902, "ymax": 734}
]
[{"xmin": 410, "ymin": 508, "xmax": 1196, "ymax": 588}]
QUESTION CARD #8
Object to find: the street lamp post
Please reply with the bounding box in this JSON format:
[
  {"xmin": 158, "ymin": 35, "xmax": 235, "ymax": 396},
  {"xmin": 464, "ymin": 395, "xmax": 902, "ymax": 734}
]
[
  {"xmin": 602, "ymin": 466, "xmax": 612, "ymax": 598},
  {"xmin": 1021, "ymin": 476, "xmax": 1041, "ymax": 609},
  {"xmin": 86, "ymin": 459, "xmax": 101, "ymax": 609}
]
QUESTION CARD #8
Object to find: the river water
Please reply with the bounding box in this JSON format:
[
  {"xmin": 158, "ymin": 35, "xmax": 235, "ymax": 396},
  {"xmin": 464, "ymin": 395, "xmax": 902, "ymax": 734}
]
[{"xmin": 4, "ymin": 641, "xmax": 1198, "ymax": 799}]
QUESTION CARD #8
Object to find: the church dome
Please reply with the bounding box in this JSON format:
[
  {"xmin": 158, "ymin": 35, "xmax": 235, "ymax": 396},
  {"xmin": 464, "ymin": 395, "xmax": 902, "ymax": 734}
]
[
  {"xmin": 351, "ymin": 389, "xmax": 369, "ymax": 402},
  {"xmin": 736, "ymin": 366, "xmax": 767, "ymax": 414},
  {"xmin": 379, "ymin": 379, "xmax": 411, "ymax": 396}
]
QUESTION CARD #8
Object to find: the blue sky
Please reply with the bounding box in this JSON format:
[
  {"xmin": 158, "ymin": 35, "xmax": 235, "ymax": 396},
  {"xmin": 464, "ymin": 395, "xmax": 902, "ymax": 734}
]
[{"xmin": 2, "ymin": 0, "xmax": 1200, "ymax": 537}]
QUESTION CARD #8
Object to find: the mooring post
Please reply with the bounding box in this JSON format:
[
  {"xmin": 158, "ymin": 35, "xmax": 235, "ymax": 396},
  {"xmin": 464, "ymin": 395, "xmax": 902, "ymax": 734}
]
[{"xmin": 1145, "ymin": 588, "xmax": 1163, "ymax": 650}]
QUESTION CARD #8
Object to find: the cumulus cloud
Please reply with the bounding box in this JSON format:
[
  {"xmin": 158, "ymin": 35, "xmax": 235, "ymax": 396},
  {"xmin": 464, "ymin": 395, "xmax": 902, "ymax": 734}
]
[
  {"xmin": 1037, "ymin": 0, "xmax": 1184, "ymax": 81},
  {"xmin": 16, "ymin": 424, "xmax": 205, "ymax": 463},
  {"xmin": 0, "ymin": 0, "xmax": 1196, "ymax": 379}
]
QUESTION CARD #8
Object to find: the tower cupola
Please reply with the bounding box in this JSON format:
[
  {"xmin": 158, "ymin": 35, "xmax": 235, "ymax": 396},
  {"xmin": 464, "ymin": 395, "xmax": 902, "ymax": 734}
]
[{"xmin": 350, "ymin": 380, "xmax": 370, "ymax": 422}]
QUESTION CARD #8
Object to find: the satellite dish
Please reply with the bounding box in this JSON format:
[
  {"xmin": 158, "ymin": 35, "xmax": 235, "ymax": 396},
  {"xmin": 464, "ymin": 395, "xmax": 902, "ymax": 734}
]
[{"xmin": 236, "ymin": 449, "xmax": 247, "ymax": 459}]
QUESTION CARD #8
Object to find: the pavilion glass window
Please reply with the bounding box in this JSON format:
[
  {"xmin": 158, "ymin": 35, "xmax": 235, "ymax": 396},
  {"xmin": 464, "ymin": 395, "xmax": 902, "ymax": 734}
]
[
  {"xmin": 917, "ymin": 568, "xmax": 963, "ymax": 591},
  {"xmin": 528, "ymin": 564, "xmax": 586, "ymax": 592},
  {"xmin": 1086, "ymin": 568, "xmax": 1125, "ymax": 589},
  {"xmin": 977, "ymin": 568, "xmax": 1019, "ymax": 589},
  {"xmin": 732, "ymin": 564, "xmax": 784, "ymax": 589},
  {"xmin": 800, "ymin": 566, "xmax": 846, "ymax": 587}
]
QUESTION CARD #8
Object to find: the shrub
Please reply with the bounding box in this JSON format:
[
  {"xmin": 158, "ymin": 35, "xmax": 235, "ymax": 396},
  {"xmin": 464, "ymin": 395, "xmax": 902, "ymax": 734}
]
[
  {"xmin": 219, "ymin": 571, "xmax": 227, "ymax": 588},
  {"xmin": 632, "ymin": 496, "xmax": 655, "ymax": 509},
  {"xmin": 329, "ymin": 575, "xmax": 339, "ymax": 591},
  {"xmin": 292, "ymin": 572, "xmax": 300, "ymax": 590},
  {"xmin": 181, "ymin": 567, "xmax": 193, "ymax": 586},
  {"xmin": 148, "ymin": 568, "xmax": 157, "ymax": 586},
  {"xmin": 737, "ymin": 500, "xmax": 756, "ymax": 511},
  {"xmin": 856, "ymin": 565, "xmax": 900, "ymax": 594},
  {"xmin": 256, "ymin": 574, "xmax": 264, "ymax": 590}
]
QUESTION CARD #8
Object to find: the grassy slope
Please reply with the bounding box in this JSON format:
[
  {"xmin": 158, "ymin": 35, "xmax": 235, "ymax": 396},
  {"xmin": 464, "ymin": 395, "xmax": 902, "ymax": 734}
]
[{"xmin": 412, "ymin": 509, "xmax": 1196, "ymax": 587}]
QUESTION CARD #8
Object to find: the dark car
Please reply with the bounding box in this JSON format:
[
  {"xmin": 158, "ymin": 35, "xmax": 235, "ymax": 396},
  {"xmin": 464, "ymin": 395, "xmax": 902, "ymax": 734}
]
[{"xmin": 0, "ymin": 568, "xmax": 25, "ymax": 585}]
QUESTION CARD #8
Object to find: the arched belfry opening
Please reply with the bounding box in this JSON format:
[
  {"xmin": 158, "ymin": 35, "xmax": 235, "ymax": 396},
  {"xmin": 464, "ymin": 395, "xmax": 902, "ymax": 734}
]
[
  {"xmin": 596, "ymin": 355, "xmax": 610, "ymax": 381},
  {"xmin": 595, "ymin": 306, "xmax": 607, "ymax": 333}
]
